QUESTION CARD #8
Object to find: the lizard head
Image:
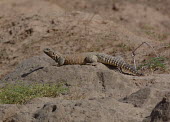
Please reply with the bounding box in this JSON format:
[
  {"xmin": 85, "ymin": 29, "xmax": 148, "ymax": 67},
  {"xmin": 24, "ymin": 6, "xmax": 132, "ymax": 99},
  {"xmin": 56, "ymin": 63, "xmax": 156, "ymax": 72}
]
[
  {"xmin": 43, "ymin": 48, "xmax": 60, "ymax": 61},
  {"xmin": 44, "ymin": 48, "xmax": 55, "ymax": 56}
]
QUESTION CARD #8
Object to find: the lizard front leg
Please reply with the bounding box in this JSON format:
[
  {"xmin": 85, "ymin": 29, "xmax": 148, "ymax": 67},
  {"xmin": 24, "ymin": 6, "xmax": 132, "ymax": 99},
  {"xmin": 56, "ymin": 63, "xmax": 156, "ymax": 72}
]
[
  {"xmin": 57, "ymin": 57, "xmax": 65, "ymax": 66},
  {"xmin": 85, "ymin": 55, "xmax": 98, "ymax": 66}
]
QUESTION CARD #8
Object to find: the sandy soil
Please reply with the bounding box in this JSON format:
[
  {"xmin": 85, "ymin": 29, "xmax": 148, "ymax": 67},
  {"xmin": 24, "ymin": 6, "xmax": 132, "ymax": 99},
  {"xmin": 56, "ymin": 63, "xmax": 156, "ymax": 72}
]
[
  {"xmin": 0, "ymin": 0, "xmax": 170, "ymax": 79},
  {"xmin": 0, "ymin": 0, "xmax": 170, "ymax": 121}
]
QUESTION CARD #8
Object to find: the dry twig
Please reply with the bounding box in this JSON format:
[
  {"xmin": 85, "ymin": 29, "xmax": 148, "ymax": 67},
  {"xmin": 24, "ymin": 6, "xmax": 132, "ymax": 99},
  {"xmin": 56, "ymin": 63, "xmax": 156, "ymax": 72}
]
[{"xmin": 132, "ymin": 42, "xmax": 158, "ymax": 69}]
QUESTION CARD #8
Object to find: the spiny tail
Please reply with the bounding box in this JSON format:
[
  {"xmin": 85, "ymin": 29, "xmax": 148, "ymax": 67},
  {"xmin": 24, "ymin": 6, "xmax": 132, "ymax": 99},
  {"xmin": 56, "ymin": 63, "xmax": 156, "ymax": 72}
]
[
  {"xmin": 120, "ymin": 63, "xmax": 143, "ymax": 76},
  {"xmin": 96, "ymin": 54, "xmax": 143, "ymax": 76}
]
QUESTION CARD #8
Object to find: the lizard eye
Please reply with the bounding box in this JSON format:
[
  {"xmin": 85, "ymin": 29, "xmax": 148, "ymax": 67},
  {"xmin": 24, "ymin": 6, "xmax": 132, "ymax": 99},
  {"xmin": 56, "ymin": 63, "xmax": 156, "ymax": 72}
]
[{"xmin": 44, "ymin": 48, "xmax": 50, "ymax": 52}]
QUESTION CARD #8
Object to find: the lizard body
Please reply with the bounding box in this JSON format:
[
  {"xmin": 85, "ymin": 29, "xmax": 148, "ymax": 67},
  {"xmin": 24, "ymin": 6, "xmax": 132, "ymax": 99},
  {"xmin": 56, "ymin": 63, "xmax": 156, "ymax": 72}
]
[{"xmin": 43, "ymin": 48, "xmax": 143, "ymax": 76}]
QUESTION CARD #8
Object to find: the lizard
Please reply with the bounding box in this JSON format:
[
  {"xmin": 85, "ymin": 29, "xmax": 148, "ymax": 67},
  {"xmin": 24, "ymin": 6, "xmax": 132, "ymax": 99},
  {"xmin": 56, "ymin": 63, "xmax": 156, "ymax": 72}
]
[{"xmin": 43, "ymin": 48, "xmax": 143, "ymax": 76}]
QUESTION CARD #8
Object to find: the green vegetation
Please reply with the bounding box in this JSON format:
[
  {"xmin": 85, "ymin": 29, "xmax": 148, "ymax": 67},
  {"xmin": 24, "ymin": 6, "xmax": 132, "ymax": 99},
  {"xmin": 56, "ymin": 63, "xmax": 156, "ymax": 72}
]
[
  {"xmin": 138, "ymin": 57, "xmax": 166, "ymax": 71},
  {"xmin": 140, "ymin": 24, "xmax": 168, "ymax": 41},
  {"xmin": 116, "ymin": 43, "xmax": 133, "ymax": 51},
  {"xmin": 157, "ymin": 33, "xmax": 168, "ymax": 42},
  {"xmin": 0, "ymin": 82, "xmax": 68, "ymax": 104},
  {"xmin": 140, "ymin": 24, "xmax": 154, "ymax": 31},
  {"xmin": 167, "ymin": 43, "xmax": 170, "ymax": 48}
]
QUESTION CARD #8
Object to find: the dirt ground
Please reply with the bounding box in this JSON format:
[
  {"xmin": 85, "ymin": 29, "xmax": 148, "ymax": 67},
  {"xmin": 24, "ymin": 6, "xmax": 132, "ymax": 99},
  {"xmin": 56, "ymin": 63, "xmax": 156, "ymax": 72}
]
[
  {"xmin": 1, "ymin": 54, "xmax": 170, "ymax": 122},
  {"xmin": 0, "ymin": 0, "xmax": 170, "ymax": 121},
  {"xmin": 0, "ymin": 0, "xmax": 170, "ymax": 79}
]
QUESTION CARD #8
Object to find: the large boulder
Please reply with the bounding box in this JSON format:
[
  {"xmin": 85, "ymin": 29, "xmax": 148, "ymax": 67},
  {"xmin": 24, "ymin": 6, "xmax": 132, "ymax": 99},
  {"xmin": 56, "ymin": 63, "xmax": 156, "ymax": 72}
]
[
  {"xmin": 1, "ymin": 55, "xmax": 170, "ymax": 122},
  {"xmin": 1, "ymin": 54, "xmax": 137, "ymax": 100},
  {"xmin": 143, "ymin": 94, "xmax": 170, "ymax": 122}
]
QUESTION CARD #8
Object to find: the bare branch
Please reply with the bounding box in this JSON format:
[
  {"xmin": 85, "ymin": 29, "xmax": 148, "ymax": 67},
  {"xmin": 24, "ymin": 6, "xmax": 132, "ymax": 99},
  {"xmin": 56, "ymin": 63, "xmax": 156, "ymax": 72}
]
[
  {"xmin": 84, "ymin": 13, "xmax": 96, "ymax": 36},
  {"xmin": 131, "ymin": 42, "xmax": 158, "ymax": 69}
]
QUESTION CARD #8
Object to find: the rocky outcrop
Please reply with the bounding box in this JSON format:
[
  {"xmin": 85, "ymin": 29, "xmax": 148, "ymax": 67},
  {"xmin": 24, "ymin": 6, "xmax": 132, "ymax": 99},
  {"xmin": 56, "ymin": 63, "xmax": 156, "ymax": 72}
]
[{"xmin": 1, "ymin": 54, "xmax": 170, "ymax": 122}]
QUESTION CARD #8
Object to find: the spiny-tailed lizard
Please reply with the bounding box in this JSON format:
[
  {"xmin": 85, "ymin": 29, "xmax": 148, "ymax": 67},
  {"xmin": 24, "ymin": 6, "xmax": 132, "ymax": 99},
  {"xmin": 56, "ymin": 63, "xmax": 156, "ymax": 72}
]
[{"xmin": 43, "ymin": 48, "xmax": 143, "ymax": 76}]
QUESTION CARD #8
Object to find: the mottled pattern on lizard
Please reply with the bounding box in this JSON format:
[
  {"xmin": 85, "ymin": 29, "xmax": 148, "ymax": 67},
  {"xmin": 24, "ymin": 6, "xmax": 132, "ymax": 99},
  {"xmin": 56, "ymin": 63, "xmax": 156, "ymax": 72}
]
[{"xmin": 43, "ymin": 48, "xmax": 143, "ymax": 76}]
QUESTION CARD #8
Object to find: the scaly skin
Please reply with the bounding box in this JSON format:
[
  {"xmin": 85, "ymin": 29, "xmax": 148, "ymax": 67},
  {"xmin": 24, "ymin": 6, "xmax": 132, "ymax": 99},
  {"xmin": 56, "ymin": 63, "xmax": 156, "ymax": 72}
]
[{"xmin": 43, "ymin": 48, "xmax": 143, "ymax": 76}]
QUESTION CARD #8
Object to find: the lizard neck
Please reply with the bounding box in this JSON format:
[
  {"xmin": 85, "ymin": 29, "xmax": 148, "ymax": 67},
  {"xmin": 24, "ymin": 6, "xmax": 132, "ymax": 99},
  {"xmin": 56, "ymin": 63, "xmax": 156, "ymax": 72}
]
[
  {"xmin": 52, "ymin": 52, "xmax": 63, "ymax": 61},
  {"xmin": 44, "ymin": 49, "xmax": 62, "ymax": 62}
]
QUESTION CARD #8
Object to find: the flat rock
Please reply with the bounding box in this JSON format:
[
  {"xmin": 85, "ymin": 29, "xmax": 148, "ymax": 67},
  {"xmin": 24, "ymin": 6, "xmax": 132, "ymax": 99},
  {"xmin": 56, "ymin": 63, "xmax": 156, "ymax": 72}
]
[
  {"xmin": 1, "ymin": 54, "xmax": 137, "ymax": 100},
  {"xmin": 143, "ymin": 94, "xmax": 170, "ymax": 122},
  {"xmin": 1, "ymin": 54, "xmax": 170, "ymax": 122}
]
